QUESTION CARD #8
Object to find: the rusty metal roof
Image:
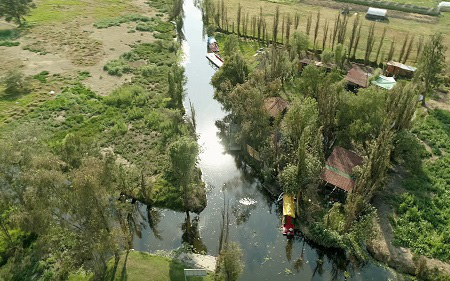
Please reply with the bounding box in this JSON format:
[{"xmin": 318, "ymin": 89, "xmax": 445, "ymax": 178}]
[{"xmin": 320, "ymin": 146, "xmax": 363, "ymax": 192}]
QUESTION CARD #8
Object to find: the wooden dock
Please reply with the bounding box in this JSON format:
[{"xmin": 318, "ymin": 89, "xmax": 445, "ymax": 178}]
[{"xmin": 206, "ymin": 53, "xmax": 223, "ymax": 68}]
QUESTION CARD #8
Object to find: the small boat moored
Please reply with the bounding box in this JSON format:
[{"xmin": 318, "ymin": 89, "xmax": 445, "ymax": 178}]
[
  {"xmin": 207, "ymin": 36, "xmax": 219, "ymax": 53},
  {"xmin": 282, "ymin": 194, "xmax": 295, "ymax": 236},
  {"xmin": 206, "ymin": 52, "xmax": 224, "ymax": 68}
]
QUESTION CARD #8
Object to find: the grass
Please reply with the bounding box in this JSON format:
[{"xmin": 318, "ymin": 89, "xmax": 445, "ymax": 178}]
[
  {"xmin": 68, "ymin": 251, "xmax": 213, "ymax": 281},
  {"xmin": 214, "ymin": 0, "xmax": 450, "ymax": 65},
  {"xmin": 391, "ymin": 108, "xmax": 450, "ymax": 262},
  {"xmin": 26, "ymin": 0, "xmax": 133, "ymax": 24}
]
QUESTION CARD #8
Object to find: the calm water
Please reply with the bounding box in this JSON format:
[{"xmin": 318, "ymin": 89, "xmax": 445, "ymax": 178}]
[{"xmin": 133, "ymin": 1, "xmax": 394, "ymax": 280}]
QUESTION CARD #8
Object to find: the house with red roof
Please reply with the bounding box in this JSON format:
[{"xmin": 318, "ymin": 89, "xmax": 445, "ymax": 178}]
[{"xmin": 320, "ymin": 146, "xmax": 363, "ymax": 193}]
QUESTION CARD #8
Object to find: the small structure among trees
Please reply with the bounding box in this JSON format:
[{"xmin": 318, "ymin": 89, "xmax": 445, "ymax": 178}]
[
  {"xmin": 345, "ymin": 65, "xmax": 371, "ymax": 90},
  {"xmin": 386, "ymin": 61, "xmax": 417, "ymax": 78},
  {"xmin": 365, "ymin": 7, "xmax": 388, "ymax": 21},
  {"xmin": 263, "ymin": 96, "xmax": 289, "ymax": 119},
  {"xmin": 320, "ymin": 146, "xmax": 363, "ymax": 193}
]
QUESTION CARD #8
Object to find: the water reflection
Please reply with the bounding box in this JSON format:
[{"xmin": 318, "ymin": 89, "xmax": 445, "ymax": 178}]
[
  {"xmin": 129, "ymin": 0, "xmax": 395, "ymax": 279},
  {"xmin": 181, "ymin": 213, "xmax": 207, "ymax": 253}
]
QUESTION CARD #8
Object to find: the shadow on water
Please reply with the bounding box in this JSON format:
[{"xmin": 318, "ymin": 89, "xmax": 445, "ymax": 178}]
[{"xmin": 182, "ymin": 212, "xmax": 207, "ymax": 253}]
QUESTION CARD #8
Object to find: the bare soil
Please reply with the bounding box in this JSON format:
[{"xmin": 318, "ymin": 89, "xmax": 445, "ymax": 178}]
[{"xmin": 0, "ymin": 0, "xmax": 156, "ymax": 95}]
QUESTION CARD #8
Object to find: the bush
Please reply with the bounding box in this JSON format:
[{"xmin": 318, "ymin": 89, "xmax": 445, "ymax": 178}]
[
  {"xmin": 33, "ymin": 71, "xmax": 50, "ymax": 83},
  {"xmin": 0, "ymin": 41, "xmax": 19, "ymax": 47},
  {"xmin": 2, "ymin": 70, "xmax": 30, "ymax": 97},
  {"xmin": 105, "ymin": 85, "xmax": 146, "ymax": 108},
  {"xmin": 94, "ymin": 14, "xmax": 152, "ymax": 29},
  {"xmin": 103, "ymin": 59, "xmax": 131, "ymax": 76}
]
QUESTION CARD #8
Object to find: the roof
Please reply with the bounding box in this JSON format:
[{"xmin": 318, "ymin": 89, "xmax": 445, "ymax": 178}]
[
  {"xmin": 438, "ymin": 1, "xmax": 450, "ymax": 7},
  {"xmin": 367, "ymin": 7, "xmax": 388, "ymax": 17},
  {"xmin": 387, "ymin": 61, "xmax": 417, "ymax": 72},
  {"xmin": 345, "ymin": 65, "xmax": 371, "ymax": 88},
  {"xmin": 264, "ymin": 97, "xmax": 289, "ymax": 118},
  {"xmin": 320, "ymin": 146, "xmax": 363, "ymax": 192},
  {"xmin": 372, "ymin": 75, "xmax": 396, "ymax": 90}
]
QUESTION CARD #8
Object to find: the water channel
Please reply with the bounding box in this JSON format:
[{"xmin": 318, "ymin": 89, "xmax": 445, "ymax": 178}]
[{"xmin": 133, "ymin": 1, "xmax": 394, "ymax": 279}]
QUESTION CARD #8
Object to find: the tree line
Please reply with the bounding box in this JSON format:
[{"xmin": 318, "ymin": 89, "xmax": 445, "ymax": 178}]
[{"xmin": 202, "ymin": 0, "xmax": 429, "ymax": 66}]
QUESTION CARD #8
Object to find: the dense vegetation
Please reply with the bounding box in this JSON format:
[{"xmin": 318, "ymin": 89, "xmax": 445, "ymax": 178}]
[
  {"xmin": 0, "ymin": 0, "xmax": 207, "ymax": 279},
  {"xmin": 392, "ymin": 109, "xmax": 450, "ymax": 262},
  {"xmin": 208, "ymin": 25, "xmax": 449, "ymax": 274}
]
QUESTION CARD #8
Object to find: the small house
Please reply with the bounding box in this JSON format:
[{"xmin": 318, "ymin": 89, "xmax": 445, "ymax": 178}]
[
  {"xmin": 345, "ymin": 65, "xmax": 371, "ymax": 91},
  {"xmin": 386, "ymin": 61, "xmax": 417, "ymax": 78},
  {"xmin": 366, "ymin": 7, "xmax": 388, "ymax": 21},
  {"xmin": 264, "ymin": 97, "xmax": 289, "ymax": 119},
  {"xmin": 320, "ymin": 147, "xmax": 363, "ymax": 193}
]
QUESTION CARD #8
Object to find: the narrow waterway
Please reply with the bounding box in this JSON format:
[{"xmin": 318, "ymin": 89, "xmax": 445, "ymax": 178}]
[{"xmin": 133, "ymin": 1, "xmax": 394, "ymax": 280}]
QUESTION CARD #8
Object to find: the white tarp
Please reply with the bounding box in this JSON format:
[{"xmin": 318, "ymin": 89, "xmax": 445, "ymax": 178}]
[{"xmin": 367, "ymin": 7, "xmax": 388, "ymax": 17}]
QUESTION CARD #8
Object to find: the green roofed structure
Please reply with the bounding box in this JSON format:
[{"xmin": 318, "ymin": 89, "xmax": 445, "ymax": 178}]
[{"xmin": 371, "ymin": 75, "xmax": 396, "ymax": 90}]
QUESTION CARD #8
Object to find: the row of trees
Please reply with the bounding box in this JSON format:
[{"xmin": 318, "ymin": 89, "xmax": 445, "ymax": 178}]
[{"xmin": 202, "ymin": 0, "xmax": 429, "ymax": 66}]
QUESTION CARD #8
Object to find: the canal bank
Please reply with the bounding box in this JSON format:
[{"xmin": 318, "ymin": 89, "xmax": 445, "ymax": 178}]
[{"xmin": 132, "ymin": 0, "xmax": 395, "ymax": 279}]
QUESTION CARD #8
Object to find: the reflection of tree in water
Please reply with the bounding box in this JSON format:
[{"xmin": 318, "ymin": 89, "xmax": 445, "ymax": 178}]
[
  {"xmin": 312, "ymin": 249, "xmax": 325, "ymax": 278},
  {"xmin": 147, "ymin": 206, "xmax": 162, "ymax": 240},
  {"xmin": 182, "ymin": 213, "xmax": 207, "ymax": 253},
  {"xmin": 231, "ymin": 201, "xmax": 256, "ymax": 225},
  {"xmin": 293, "ymin": 239, "xmax": 306, "ymax": 273},
  {"xmin": 285, "ymin": 238, "xmax": 293, "ymax": 262},
  {"xmin": 128, "ymin": 203, "xmax": 148, "ymax": 240}
]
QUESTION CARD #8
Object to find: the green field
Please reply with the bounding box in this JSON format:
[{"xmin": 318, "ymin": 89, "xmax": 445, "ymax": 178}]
[
  {"xmin": 391, "ymin": 108, "xmax": 450, "ymax": 262},
  {"xmin": 68, "ymin": 251, "xmax": 213, "ymax": 281}
]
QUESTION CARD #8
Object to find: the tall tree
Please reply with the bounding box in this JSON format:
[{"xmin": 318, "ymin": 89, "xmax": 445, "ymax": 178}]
[
  {"xmin": 215, "ymin": 242, "xmax": 244, "ymax": 281},
  {"xmin": 0, "ymin": 0, "xmax": 35, "ymax": 26},
  {"xmin": 415, "ymin": 33, "xmax": 447, "ymax": 106},
  {"xmin": 236, "ymin": 3, "xmax": 242, "ymax": 36},
  {"xmin": 168, "ymin": 136, "xmax": 199, "ymax": 214},
  {"xmin": 364, "ymin": 23, "xmax": 376, "ymax": 64},
  {"xmin": 313, "ymin": 11, "xmax": 321, "ymax": 50},
  {"xmin": 292, "ymin": 31, "xmax": 309, "ymax": 60},
  {"xmin": 347, "ymin": 15, "xmax": 360, "ymax": 58},
  {"xmin": 398, "ymin": 32, "xmax": 409, "ymax": 62},
  {"xmin": 374, "ymin": 27, "xmax": 387, "ymax": 64},
  {"xmin": 345, "ymin": 123, "xmax": 394, "ymax": 229},
  {"xmin": 273, "ymin": 6, "xmax": 280, "ymax": 44},
  {"xmin": 402, "ymin": 34, "xmax": 415, "ymax": 64}
]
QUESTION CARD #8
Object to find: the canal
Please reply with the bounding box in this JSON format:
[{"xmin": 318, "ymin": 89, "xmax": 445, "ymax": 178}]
[{"xmin": 133, "ymin": 0, "xmax": 394, "ymax": 280}]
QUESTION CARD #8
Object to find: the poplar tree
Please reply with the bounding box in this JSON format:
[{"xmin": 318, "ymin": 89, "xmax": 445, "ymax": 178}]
[
  {"xmin": 322, "ymin": 20, "xmax": 329, "ymax": 51},
  {"xmin": 374, "ymin": 27, "xmax": 387, "ymax": 64},
  {"xmin": 313, "ymin": 11, "xmax": 321, "ymax": 50},
  {"xmin": 415, "ymin": 35, "xmax": 424, "ymax": 63},
  {"xmin": 387, "ymin": 39, "xmax": 395, "ymax": 61},
  {"xmin": 402, "ymin": 34, "xmax": 415, "ymax": 64},
  {"xmin": 347, "ymin": 15, "xmax": 360, "ymax": 58},
  {"xmin": 273, "ymin": 6, "xmax": 280, "ymax": 44},
  {"xmin": 416, "ymin": 33, "xmax": 447, "ymax": 106},
  {"xmin": 351, "ymin": 23, "xmax": 362, "ymax": 59},
  {"xmin": 294, "ymin": 12, "xmax": 300, "ymax": 29},
  {"xmin": 306, "ymin": 12, "xmax": 312, "ymax": 36},
  {"xmin": 398, "ymin": 32, "xmax": 409, "ymax": 62},
  {"xmin": 364, "ymin": 23, "xmax": 376, "ymax": 64},
  {"xmin": 286, "ymin": 13, "xmax": 292, "ymax": 45},
  {"xmin": 236, "ymin": 3, "xmax": 242, "ymax": 36}
]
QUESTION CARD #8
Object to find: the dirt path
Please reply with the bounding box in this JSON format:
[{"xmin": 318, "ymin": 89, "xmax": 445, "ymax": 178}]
[{"xmin": 0, "ymin": 0, "xmax": 155, "ymax": 95}]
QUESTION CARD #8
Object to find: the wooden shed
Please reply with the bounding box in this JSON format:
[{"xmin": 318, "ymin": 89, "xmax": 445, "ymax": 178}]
[
  {"xmin": 320, "ymin": 147, "xmax": 363, "ymax": 193},
  {"xmin": 385, "ymin": 61, "xmax": 417, "ymax": 78}
]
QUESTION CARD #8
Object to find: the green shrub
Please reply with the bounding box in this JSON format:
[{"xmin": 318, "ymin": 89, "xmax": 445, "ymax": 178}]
[
  {"xmin": 33, "ymin": 71, "xmax": 50, "ymax": 83},
  {"xmin": 0, "ymin": 29, "xmax": 20, "ymax": 41},
  {"xmin": 136, "ymin": 22, "xmax": 154, "ymax": 32},
  {"xmin": 103, "ymin": 59, "xmax": 131, "ymax": 76},
  {"xmin": 0, "ymin": 41, "xmax": 19, "ymax": 47},
  {"xmin": 105, "ymin": 85, "xmax": 146, "ymax": 108},
  {"xmin": 94, "ymin": 14, "xmax": 152, "ymax": 29}
]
